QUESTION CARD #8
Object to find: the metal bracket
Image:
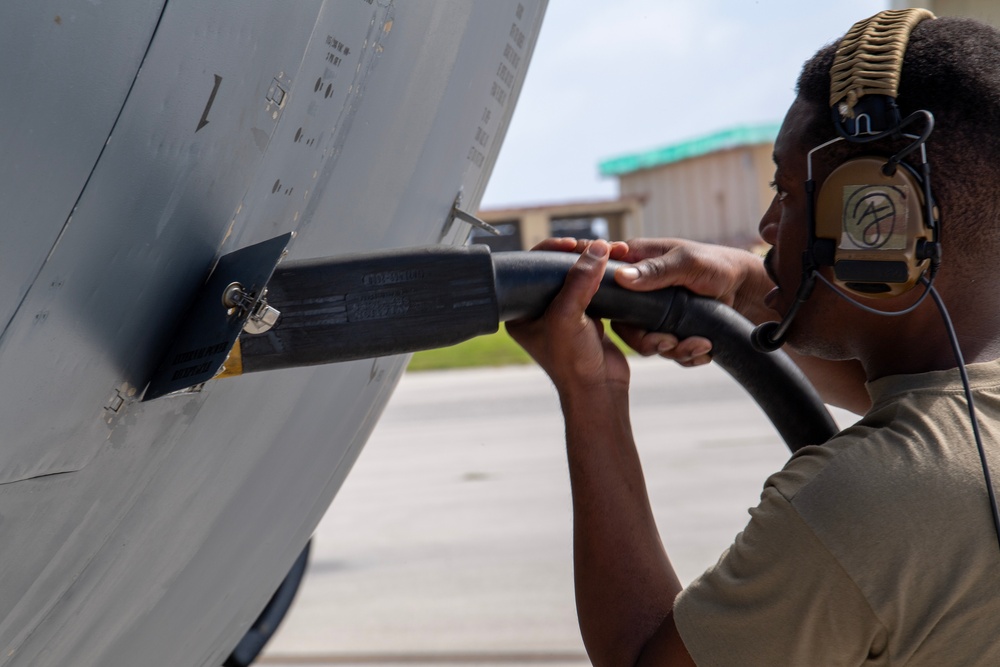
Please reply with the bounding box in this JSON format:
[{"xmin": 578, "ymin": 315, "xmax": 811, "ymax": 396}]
[
  {"xmin": 143, "ymin": 233, "xmax": 292, "ymax": 401},
  {"xmin": 103, "ymin": 382, "xmax": 138, "ymax": 425},
  {"xmin": 452, "ymin": 206, "xmax": 500, "ymax": 236},
  {"xmin": 451, "ymin": 192, "xmax": 500, "ymax": 236},
  {"xmin": 222, "ymin": 283, "xmax": 281, "ymax": 334}
]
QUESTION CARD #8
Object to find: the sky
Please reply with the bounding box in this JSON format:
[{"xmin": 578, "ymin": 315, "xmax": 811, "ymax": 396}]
[{"xmin": 480, "ymin": 0, "xmax": 888, "ymax": 209}]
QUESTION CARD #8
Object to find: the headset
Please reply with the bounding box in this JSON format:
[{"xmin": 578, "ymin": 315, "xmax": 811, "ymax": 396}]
[
  {"xmin": 814, "ymin": 7, "xmax": 940, "ymax": 299},
  {"xmin": 752, "ymin": 8, "xmax": 940, "ymax": 352},
  {"xmin": 751, "ymin": 8, "xmax": 1000, "ymax": 550}
]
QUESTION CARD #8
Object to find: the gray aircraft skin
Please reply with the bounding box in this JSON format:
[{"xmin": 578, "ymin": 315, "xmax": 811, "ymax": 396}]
[{"xmin": 0, "ymin": 1, "xmax": 546, "ymax": 665}]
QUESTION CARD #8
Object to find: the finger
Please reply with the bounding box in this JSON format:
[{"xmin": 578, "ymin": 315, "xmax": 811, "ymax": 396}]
[
  {"xmin": 614, "ymin": 251, "xmax": 690, "ymax": 292},
  {"xmin": 617, "ymin": 238, "xmax": 678, "ymax": 264},
  {"xmin": 609, "ymin": 241, "xmax": 630, "ymax": 261},
  {"xmin": 530, "ymin": 238, "xmax": 627, "ymax": 260},
  {"xmin": 613, "ymin": 238, "xmax": 691, "ymax": 291},
  {"xmin": 531, "ymin": 237, "xmax": 580, "ymax": 252},
  {"xmin": 547, "ymin": 239, "xmax": 610, "ymax": 321},
  {"xmin": 567, "ymin": 238, "xmax": 628, "ymax": 257},
  {"xmin": 611, "ymin": 322, "xmax": 678, "ymax": 357},
  {"xmin": 615, "ymin": 252, "xmax": 740, "ymax": 307},
  {"xmin": 678, "ymin": 354, "xmax": 713, "ymax": 368},
  {"xmin": 671, "ymin": 337, "xmax": 713, "ymax": 363},
  {"xmin": 610, "ymin": 322, "xmax": 647, "ymax": 355}
]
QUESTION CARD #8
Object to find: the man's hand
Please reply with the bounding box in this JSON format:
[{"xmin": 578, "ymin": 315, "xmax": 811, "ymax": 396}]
[
  {"xmin": 520, "ymin": 237, "xmax": 772, "ymax": 368},
  {"xmin": 608, "ymin": 237, "xmax": 869, "ymax": 412},
  {"xmin": 507, "ymin": 236, "xmax": 868, "ymax": 412},
  {"xmin": 610, "ymin": 238, "xmax": 775, "ymax": 367},
  {"xmin": 506, "ymin": 238, "xmax": 631, "ymax": 397}
]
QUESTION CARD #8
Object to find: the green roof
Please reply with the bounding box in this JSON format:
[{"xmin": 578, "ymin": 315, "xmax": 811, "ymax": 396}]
[{"xmin": 598, "ymin": 123, "xmax": 781, "ymax": 177}]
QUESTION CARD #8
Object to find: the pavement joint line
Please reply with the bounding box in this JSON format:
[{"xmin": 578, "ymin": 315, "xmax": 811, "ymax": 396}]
[{"xmin": 258, "ymin": 651, "xmax": 589, "ymax": 665}]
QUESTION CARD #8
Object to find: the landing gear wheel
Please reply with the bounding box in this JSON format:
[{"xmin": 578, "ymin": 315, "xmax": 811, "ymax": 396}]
[{"xmin": 224, "ymin": 540, "xmax": 311, "ymax": 667}]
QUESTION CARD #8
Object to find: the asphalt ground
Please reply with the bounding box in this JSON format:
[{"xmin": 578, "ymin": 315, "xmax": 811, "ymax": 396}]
[{"xmin": 260, "ymin": 357, "xmax": 856, "ymax": 666}]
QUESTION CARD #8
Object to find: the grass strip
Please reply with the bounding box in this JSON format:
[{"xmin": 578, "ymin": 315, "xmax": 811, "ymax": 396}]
[
  {"xmin": 407, "ymin": 323, "xmax": 633, "ymax": 372},
  {"xmin": 406, "ymin": 324, "xmax": 532, "ymax": 371}
]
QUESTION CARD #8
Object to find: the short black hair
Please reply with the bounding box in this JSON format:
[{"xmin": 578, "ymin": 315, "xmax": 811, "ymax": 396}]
[{"xmin": 796, "ymin": 16, "xmax": 1000, "ymax": 258}]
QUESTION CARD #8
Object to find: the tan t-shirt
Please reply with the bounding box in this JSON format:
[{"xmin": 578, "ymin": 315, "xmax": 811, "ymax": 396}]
[{"xmin": 674, "ymin": 359, "xmax": 1000, "ymax": 666}]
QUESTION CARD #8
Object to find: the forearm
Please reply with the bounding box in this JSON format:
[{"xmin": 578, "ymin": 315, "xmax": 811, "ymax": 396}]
[
  {"xmin": 507, "ymin": 241, "xmax": 689, "ymax": 662},
  {"xmin": 559, "ymin": 383, "xmax": 681, "ymax": 666}
]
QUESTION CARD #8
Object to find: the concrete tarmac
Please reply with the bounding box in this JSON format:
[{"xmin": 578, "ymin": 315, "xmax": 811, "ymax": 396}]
[{"xmin": 260, "ymin": 357, "xmax": 856, "ymax": 666}]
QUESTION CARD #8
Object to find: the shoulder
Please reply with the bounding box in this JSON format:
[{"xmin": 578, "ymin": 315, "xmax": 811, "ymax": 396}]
[
  {"xmin": 766, "ymin": 384, "xmax": 980, "ymax": 515},
  {"xmin": 674, "ymin": 483, "xmax": 887, "ymax": 666},
  {"xmin": 676, "ymin": 376, "xmax": 1000, "ymax": 665},
  {"xmin": 763, "ymin": 420, "xmax": 883, "ymax": 508}
]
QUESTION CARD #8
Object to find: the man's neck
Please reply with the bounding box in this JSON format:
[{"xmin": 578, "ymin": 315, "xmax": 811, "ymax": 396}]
[{"xmin": 859, "ymin": 300, "xmax": 1000, "ymax": 382}]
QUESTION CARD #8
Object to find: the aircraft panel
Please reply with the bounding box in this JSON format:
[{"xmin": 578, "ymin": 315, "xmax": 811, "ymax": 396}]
[
  {"xmin": 0, "ymin": 0, "xmax": 166, "ymax": 344},
  {"xmin": 0, "ymin": 1, "xmax": 547, "ymax": 664},
  {"xmin": 0, "ymin": 2, "xmax": 325, "ymax": 484}
]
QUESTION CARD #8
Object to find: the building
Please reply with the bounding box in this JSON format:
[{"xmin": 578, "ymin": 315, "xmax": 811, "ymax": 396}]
[
  {"xmin": 599, "ymin": 124, "xmax": 778, "ymax": 249},
  {"xmin": 475, "ymin": 1, "xmax": 999, "ymax": 253},
  {"xmin": 474, "ymin": 125, "xmax": 776, "ymax": 251},
  {"xmin": 473, "ymin": 197, "xmax": 643, "ymax": 252}
]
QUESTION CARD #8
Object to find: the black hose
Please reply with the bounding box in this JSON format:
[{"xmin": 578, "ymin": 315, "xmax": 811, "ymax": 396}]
[
  {"xmin": 237, "ymin": 246, "xmax": 838, "ymax": 452},
  {"xmin": 492, "ymin": 251, "xmax": 838, "ymax": 452}
]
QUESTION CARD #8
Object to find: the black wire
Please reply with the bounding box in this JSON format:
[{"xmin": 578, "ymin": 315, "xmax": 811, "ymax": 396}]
[
  {"xmin": 820, "ymin": 105, "xmax": 998, "ymax": 545},
  {"xmin": 814, "ymin": 272, "xmax": 1000, "ymax": 550},
  {"xmin": 886, "ymin": 111, "xmax": 935, "ymax": 169},
  {"xmin": 814, "ymin": 271, "xmax": 936, "ymax": 316},
  {"xmin": 833, "ymin": 108, "xmax": 935, "ymax": 150},
  {"xmin": 926, "ymin": 282, "xmax": 1000, "ymax": 552}
]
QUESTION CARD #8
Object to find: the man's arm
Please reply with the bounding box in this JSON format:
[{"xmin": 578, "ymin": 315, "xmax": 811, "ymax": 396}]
[
  {"xmin": 507, "ymin": 240, "xmax": 695, "ymax": 666},
  {"xmin": 538, "ymin": 237, "xmax": 870, "ymax": 414},
  {"xmin": 560, "ymin": 378, "xmax": 692, "ymax": 666}
]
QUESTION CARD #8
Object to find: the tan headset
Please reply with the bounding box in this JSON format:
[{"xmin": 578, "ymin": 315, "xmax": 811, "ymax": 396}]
[{"xmin": 810, "ymin": 8, "xmax": 939, "ymax": 298}]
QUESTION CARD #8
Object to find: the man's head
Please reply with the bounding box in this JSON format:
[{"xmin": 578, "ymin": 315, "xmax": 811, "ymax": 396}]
[
  {"xmin": 797, "ymin": 16, "xmax": 1000, "ymax": 266},
  {"xmin": 760, "ymin": 15, "xmax": 1000, "ymax": 367}
]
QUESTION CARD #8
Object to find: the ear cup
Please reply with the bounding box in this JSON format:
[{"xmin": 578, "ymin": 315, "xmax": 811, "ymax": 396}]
[{"xmin": 814, "ymin": 156, "xmax": 933, "ymax": 297}]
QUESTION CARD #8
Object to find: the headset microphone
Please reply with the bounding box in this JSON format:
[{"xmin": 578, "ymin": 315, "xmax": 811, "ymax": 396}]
[
  {"xmin": 749, "ymin": 322, "xmax": 783, "ymax": 353},
  {"xmin": 750, "ymin": 270, "xmax": 816, "ymax": 353}
]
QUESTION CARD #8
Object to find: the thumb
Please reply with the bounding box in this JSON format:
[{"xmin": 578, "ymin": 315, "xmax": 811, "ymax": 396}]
[
  {"xmin": 613, "ymin": 252, "xmax": 696, "ymax": 293},
  {"xmin": 613, "ymin": 257, "xmax": 676, "ymax": 292},
  {"xmin": 549, "ymin": 239, "xmax": 609, "ymax": 319}
]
